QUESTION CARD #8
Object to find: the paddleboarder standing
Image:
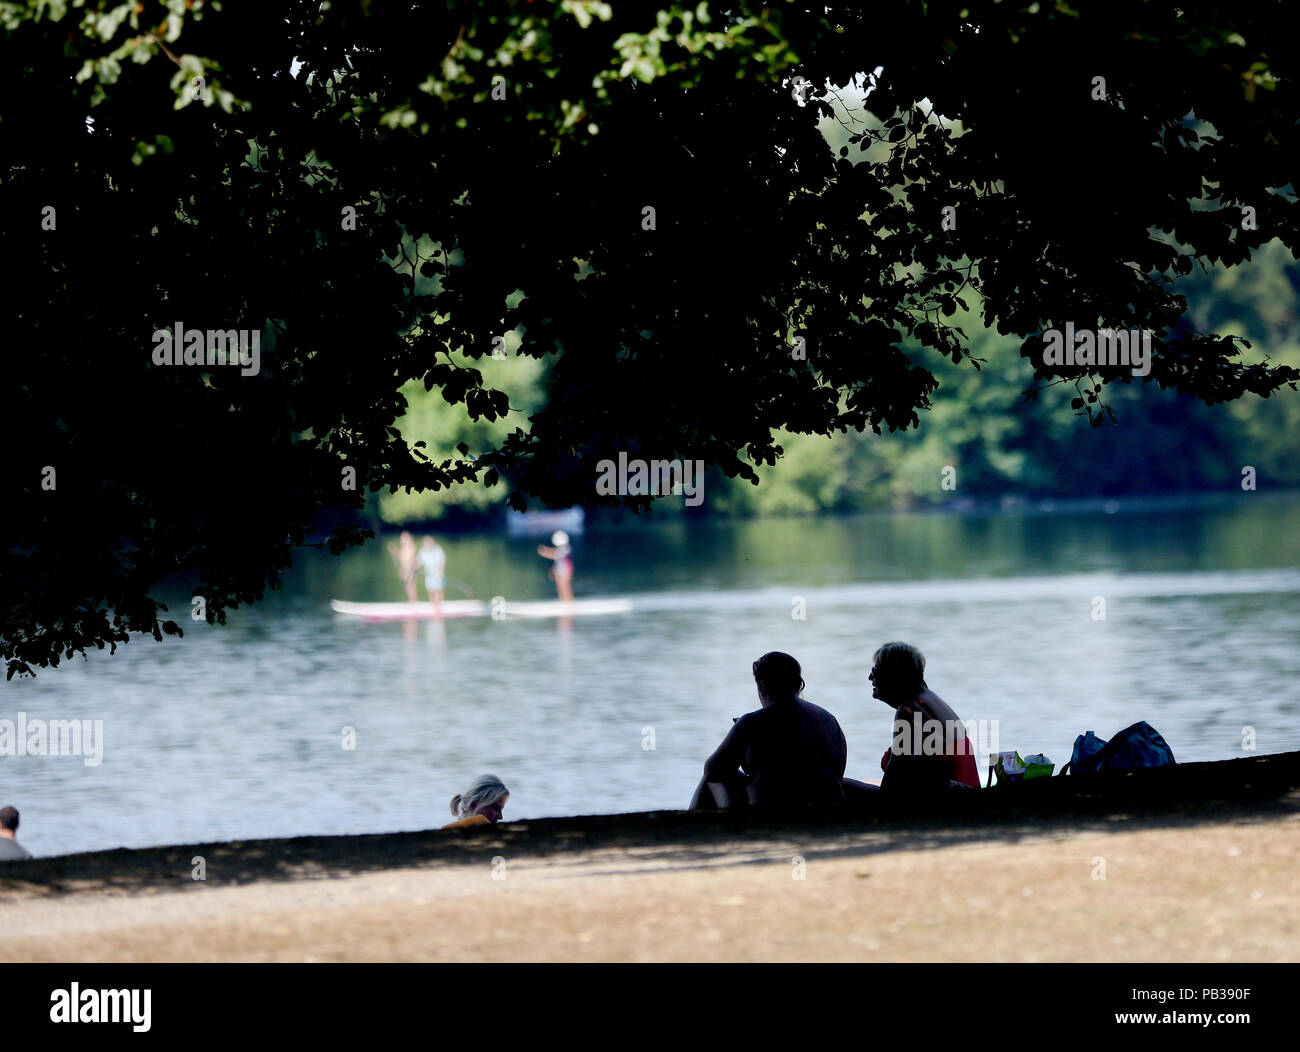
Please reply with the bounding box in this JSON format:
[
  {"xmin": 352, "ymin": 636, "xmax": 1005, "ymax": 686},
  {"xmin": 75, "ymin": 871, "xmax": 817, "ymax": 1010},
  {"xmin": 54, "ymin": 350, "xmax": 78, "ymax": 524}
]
[
  {"xmin": 419, "ymin": 535, "xmax": 447, "ymax": 617},
  {"xmin": 537, "ymin": 530, "xmax": 575, "ymax": 603},
  {"xmin": 387, "ymin": 531, "xmax": 419, "ymax": 603}
]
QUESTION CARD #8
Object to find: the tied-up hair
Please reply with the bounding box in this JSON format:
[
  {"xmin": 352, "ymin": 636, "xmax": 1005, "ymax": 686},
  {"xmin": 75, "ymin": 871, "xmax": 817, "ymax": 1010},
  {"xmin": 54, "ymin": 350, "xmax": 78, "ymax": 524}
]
[
  {"xmin": 449, "ymin": 773, "xmax": 509, "ymax": 818},
  {"xmin": 752, "ymin": 651, "xmax": 805, "ymax": 698}
]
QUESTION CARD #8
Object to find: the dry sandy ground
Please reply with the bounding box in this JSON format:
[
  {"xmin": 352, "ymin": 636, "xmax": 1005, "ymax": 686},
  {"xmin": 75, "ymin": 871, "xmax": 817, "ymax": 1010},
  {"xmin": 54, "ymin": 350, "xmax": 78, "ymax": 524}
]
[{"xmin": 2, "ymin": 810, "xmax": 1297, "ymax": 961}]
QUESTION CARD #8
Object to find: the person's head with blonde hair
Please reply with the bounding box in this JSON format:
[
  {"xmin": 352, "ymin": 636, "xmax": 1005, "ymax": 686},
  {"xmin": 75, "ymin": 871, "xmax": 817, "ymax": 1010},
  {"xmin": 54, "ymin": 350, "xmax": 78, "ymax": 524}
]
[
  {"xmin": 449, "ymin": 774, "xmax": 510, "ymax": 823},
  {"xmin": 869, "ymin": 641, "xmax": 927, "ymax": 704}
]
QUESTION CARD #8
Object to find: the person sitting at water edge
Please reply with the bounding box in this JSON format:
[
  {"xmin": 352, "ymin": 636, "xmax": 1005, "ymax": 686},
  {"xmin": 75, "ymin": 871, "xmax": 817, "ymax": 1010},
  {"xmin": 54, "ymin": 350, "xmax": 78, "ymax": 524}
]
[
  {"xmin": 868, "ymin": 642, "xmax": 980, "ymax": 792},
  {"xmin": 443, "ymin": 774, "xmax": 510, "ymax": 829},
  {"xmin": 690, "ymin": 652, "xmax": 848, "ymax": 811},
  {"xmin": 418, "ymin": 535, "xmax": 446, "ymax": 617},
  {"xmin": 0, "ymin": 806, "xmax": 33, "ymax": 861},
  {"xmin": 536, "ymin": 531, "xmax": 574, "ymax": 603}
]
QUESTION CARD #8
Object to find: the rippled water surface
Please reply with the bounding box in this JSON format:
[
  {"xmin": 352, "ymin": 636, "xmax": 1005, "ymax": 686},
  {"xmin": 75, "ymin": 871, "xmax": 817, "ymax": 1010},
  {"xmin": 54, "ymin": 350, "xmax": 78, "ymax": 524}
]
[{"xmin": 5, "ymin": 494, "xmax": 1299, "ymax": 857}]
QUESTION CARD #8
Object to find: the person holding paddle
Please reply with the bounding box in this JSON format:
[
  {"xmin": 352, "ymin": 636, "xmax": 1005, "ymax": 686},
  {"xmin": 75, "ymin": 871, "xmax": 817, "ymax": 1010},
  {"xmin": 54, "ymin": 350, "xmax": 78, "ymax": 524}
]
[
  {"xmin": 418, "ymin": 535, "xmax": 446, "ymax": 617},
  {"xmin": 537, "ymin": 530, "xmax": 575, "ymax": 603}
]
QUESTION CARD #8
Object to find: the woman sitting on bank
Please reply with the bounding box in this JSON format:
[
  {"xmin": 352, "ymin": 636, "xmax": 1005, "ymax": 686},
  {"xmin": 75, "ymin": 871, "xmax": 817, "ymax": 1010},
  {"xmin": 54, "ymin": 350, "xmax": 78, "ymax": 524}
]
[
  {"xmin": 443, "ymin": 774, "xmax": 510, "ymax": 829},
  {"xmin": 690, "ymin": 652, "xmax": 847, "ymax": 811},
  {"xmin": 865, "ymin": 641, "xmax": 980, "ymax": 792}
]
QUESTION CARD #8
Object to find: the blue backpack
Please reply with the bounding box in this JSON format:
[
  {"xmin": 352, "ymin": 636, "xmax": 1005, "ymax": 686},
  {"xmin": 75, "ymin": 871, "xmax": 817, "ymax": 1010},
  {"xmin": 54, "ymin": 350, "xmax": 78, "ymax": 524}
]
[{"xmin": 1060, "ymin": 722, "xmax": 1176, "ymax": 775}]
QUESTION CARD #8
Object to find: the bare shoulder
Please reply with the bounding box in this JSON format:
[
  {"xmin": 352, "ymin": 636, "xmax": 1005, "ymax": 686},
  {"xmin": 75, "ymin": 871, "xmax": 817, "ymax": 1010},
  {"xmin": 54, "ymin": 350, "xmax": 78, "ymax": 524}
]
[
  {"xmin": 919, "ymin": 689, "xmax": 959, "ymax": 722},
  {"xmin": 893, "ymin": 701, "xmax": 921, "ymax": 722}
]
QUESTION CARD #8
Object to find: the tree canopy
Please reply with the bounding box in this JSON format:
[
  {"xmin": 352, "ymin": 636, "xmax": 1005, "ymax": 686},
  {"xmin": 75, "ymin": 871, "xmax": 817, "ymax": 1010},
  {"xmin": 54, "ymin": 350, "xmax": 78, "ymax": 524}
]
[{"xmin": 3, "ymin": 0, "xmax": 1297, "ymax": 677}]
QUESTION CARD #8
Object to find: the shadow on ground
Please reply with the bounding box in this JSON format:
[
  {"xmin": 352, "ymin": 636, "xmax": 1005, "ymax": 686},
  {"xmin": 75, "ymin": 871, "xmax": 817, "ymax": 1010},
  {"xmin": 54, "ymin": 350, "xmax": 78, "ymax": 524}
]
[{"xmin": 2, "ymin": 752, "xmax": 1297, "ymax": 901}]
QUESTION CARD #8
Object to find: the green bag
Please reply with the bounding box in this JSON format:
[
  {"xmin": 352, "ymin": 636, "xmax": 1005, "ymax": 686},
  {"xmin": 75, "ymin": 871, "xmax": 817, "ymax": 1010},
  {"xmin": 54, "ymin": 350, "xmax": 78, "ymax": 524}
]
[{"xmin": 988, "ymin": 751, "xmax": 1054, "ymax": 784}]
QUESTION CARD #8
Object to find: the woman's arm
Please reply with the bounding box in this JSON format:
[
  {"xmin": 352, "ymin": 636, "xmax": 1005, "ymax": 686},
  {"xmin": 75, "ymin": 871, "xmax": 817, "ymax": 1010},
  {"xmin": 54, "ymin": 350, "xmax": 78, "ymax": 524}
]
[{"xmin": 702, "ymin": 717, "xmax": 748, "ymax": 784}]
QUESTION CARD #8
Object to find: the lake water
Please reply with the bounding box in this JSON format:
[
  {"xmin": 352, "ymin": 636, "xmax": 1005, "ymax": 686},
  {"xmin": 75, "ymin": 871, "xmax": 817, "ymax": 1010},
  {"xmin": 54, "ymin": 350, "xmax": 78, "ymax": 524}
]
[{"xmin": 4, "ymin": 493, "xmax": 1299, "ymax": 858}]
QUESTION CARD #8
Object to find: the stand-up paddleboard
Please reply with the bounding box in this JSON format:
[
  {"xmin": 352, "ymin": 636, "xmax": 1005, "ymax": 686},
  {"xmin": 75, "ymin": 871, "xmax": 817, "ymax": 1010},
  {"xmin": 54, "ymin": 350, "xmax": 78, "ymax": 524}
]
[
  {"xmin": 500, "ymin": 598, "xmax": 633, "ymax": 619},
  {"xmin": 329, "ymin": 598, "xmax": 634, "ymax": 621},
  {"xmin": 330, "ymin": 599, "xmax": 488, "ymax": 621}
]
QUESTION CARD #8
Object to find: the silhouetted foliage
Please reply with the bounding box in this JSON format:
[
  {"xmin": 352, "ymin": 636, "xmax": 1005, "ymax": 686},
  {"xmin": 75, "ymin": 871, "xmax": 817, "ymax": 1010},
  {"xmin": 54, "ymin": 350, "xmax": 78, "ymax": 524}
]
[{"xmin": 3, "ymin": 1, "xmax": 1297, "ymax": 676}]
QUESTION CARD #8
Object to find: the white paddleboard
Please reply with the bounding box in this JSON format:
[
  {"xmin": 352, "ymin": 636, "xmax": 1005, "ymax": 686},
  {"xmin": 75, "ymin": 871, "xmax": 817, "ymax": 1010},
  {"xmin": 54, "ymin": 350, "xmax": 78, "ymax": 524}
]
[
  {"xmin": 330, "ymin": 599, "xmax": 487, "ymax": 621},
  {"xmin": 329, "ymin": 598, "xmax": 634, "ymax": 621},
  {"xmin": 501, "ymin": 599, "xmax": 633, "ymax": 619}
]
